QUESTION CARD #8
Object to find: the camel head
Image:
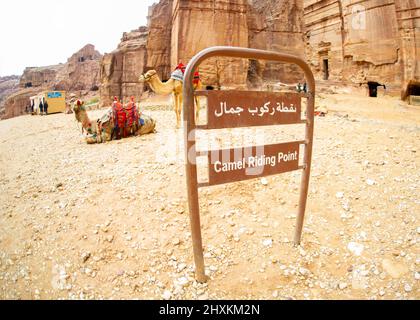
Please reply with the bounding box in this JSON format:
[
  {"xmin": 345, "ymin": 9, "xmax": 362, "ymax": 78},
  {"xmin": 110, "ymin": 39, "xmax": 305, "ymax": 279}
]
[{"xmin": 139, "ymin": 70, "xmax": 157, "ymax": 83}]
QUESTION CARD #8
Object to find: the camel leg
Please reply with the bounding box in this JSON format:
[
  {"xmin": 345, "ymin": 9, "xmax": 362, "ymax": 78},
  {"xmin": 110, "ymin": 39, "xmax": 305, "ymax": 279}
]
[
  {"xmin": 174, "ymin": 93, "xmax": 181, "ymax": 129},
  {"xmin": 178, "ymin": 94, "xmax": 183, "ymax": 129}
]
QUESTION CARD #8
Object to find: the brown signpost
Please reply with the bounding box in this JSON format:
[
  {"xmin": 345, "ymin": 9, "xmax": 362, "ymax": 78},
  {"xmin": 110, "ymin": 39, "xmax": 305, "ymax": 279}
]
[
  {"xmin": 183, "ymin": 46, "xmax": 315, "ymax": 283},
  {"xmin": 207, "ymin": 141, "xmax": 302, "ymax": 187},
  {"xmin": 201, "ymin": 90, "xmax": 303, "ymax": 130}
]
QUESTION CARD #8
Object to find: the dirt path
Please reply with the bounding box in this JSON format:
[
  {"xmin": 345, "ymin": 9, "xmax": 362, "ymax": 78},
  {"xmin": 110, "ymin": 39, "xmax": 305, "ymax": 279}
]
[{"xmin": 0, "ymin": 93, "xmax": 418, "ymax": 300}]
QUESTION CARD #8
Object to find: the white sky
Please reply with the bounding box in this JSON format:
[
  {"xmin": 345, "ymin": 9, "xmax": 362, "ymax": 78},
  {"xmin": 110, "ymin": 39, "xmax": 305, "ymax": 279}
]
[{"xmin": 0, "ymin": 0, "xmax": 158, "ymax": 76}]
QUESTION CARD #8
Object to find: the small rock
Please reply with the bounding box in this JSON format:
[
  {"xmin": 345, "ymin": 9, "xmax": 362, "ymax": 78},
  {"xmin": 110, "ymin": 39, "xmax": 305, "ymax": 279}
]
[
  {"xmin": 347, "ymin": 242, "xmax": 364, "ymax": 256},
  {"xmin": 106, "ymin": 235, "xmax": 114, "ymax": 243},
  {"xmin": 366, "ymin": 179, "xmax": 376, "ymax": 186},
  {"xmin": 299, "ymin": 267, "xmax": 310, "ymax": 276},
  {"xmin": 339, "ymin": 282, "xmax": 348, "ymax": 290},
  {"xmin": 209, "ymin": 265, "xmax": 218, "ymax": 272},
  {"xmin": 172, "ymin": 238, "xmax": 181, "ymax": 246},
  {"xmin": 272, "ymin": 290, "xmax": 279, "ymax": 298},
  {"xmin": 261, "ymin": 178, "xmax": 268, "ymax": 186},
  {"xmin": 262, "ymin": 239, "xmax": 273, "ymax": 247},
  {"xmin": 404, "ymin": 284, "xmax": 412, "ymax": 293},
  {"xmin": 177, "ymin": 263, "xmax": 187, "ymax": 272},
  {"xmin": 177, "ymin": 277, "xmax": 189, "ymax": 287},
  {"xmin": 162, "ymin": 290, "xmax": 172, "ymax": 300},
  {"xmin": 336, "ymin": 192, "xmax": 344, "ymax": 199},
  {"xmin": 81, "ymin": 252, "xmax": 91, "ymax": 263},
  {"xmin": 298, "ymin": 247, "xmax": 307, "ymax": 257}
]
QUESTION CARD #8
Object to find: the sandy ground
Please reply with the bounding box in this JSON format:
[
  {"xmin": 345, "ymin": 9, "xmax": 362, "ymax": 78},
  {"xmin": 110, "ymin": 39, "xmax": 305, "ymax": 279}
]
[{"xmin": 0, "ymin": 93, "xmax": 419, "ymax": 300}]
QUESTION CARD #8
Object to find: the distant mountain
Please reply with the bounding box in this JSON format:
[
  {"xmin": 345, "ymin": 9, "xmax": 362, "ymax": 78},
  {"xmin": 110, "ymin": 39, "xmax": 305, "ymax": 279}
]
[{"xmin": 0, "ymin": 75, "xmax": 20, "ymax": 117}]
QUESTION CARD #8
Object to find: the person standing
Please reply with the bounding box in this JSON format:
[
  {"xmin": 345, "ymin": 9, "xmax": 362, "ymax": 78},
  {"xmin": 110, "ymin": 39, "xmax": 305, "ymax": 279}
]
[
  {"xmin": 39, "ymin": 99, "xmax": 44, "ymax": 116},
  {"xmin": 44, "ymin": 99, "xmax": 49, "ymax": 115}
]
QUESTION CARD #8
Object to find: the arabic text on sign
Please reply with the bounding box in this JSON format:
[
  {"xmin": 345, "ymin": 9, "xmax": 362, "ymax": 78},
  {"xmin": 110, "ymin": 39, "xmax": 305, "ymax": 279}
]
[{"xmin": 215, "ymin": 101, "xmax": 297, "ymax": 118}]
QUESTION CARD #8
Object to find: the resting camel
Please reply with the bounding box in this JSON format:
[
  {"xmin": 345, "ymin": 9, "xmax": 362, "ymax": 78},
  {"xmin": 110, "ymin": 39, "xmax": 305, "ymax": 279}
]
[
  {"xmin": 73, "ymin": 100, "xmax": 156, "ymax": 144},
  {"xmin": 139, "ymin": 70, "xmax": 203, "ymax": 128}
]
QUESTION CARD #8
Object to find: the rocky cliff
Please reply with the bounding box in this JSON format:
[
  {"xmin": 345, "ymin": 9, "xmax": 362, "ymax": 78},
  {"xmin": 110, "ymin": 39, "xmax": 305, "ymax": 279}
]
[
  {"xmin": 171, "ymin": 0, "xmax": 250, "ymax": 88},
  {"xmin": 19, "ymin": 65, "xmax": 62, "ymax": 89},
  {"xmin": 2, "ymin": 45, "xmax": 102, "ymax": 120},
  {"xmin": 100, "ymin": 0, "xmax": 299, "ymax": 105},
  {"xmin": 55, "ymin": 44, "xmax": 102, "ymax": 92},
  {"xmin": 248, "ymin": 0, "xmax": 305, "ymax": 85},
  {"xmin": 0, "ymin": 76, "xmax": 20, "ymax": 117},
  {"xmin": 304, "ymin": 0, "xmax": 420, "ymax": 97},
  {"xmin": 99, "ymin": 27, "xmax": 149, "ymax": 107},
  {"xmin": 73, "ymin": 0, "xmax": 420, "ymax": 107},
  {"xmin": 146, "ymin": 0, "xmax": 174, "ymax": 80}
]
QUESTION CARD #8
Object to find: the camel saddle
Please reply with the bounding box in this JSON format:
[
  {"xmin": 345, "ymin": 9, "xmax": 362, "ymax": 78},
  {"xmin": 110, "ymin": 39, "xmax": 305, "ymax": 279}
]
[{"xmin": 171, "ymin": 68, "xmax": 200, "ymax": 85}]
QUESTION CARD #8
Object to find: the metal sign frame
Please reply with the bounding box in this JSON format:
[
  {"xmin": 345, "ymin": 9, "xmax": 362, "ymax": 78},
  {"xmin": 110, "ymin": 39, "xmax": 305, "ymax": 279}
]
[{"xmin": 183, "ymin": 46, "xmax": 315, "ymax": 283}]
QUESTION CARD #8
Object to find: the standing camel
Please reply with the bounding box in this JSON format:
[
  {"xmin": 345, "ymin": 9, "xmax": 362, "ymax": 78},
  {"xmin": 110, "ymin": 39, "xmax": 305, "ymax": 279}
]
[{"xmin": 139, "ymin": 70, "xmax": 202, "ymax": 128}]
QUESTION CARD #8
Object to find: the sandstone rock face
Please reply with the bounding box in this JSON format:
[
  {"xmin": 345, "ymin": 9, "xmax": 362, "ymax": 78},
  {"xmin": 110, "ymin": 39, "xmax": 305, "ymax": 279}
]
[
  {"xmin": 303, "ymin": 0, "xmax": 420, "ymax": 97},
  {"xmin": 18, "ymin": 44, "xmax": 102, "ymax": 93},
  {"xmin": 19, "ymin": 65, "xmax": 62, "ymax": 89},
  {"xmin": 89, "ymin": 0, "xmax": 420, "ymax": 107},
  {"xmin": 99, "ymin": 27, "xmax": 148, "ymax": 107},
  {"xmin": 248, "ymin": 0, "xmax": 305, "ymax": 85},
  {"xmin": 2, "ymin": 88, "xmax": 38, "ymax": 120},
  {"xmin": 146, "ymin": 0, "xmax": 174, "ymax": 80},
  {"xmin": 395, "ymin": 0, "xmax": 420, "ymax": 98},
  {"xmin": 3, "ymin": 45, "xmax": 102, "ymax": 119},
  {"xmin": 55, "ymin": 44, "xmax": 102, "ymax": 92},
  {"xmin": 171, "ymin": 0, "xmax": 250, "ymax": 88},
  {"xmin": 0, "ymin": 76, "xmax": 20, "ymax": 117}
]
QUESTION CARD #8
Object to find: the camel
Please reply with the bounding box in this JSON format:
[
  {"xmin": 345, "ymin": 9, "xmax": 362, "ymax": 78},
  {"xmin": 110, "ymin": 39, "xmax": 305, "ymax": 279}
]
[
  {"xmin": 139, "ymin": 70, "xmax": 203, "ymax": 128},
  {"xmin": 73, "ymin": 100, "xmax": 156, "ymax": 144}
]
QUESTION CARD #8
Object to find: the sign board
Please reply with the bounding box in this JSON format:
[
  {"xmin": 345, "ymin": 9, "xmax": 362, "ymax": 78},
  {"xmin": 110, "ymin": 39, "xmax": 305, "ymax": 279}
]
[
  {"xmin": 207, "ymin": 141, "xmax": 301, "ymax": 186},
  {"xmin": 47, "ymin": 91, "xmax": 63, "ymax": 99},
  {"xmin": 205, "ymin": 90, "xmax": 302, "ymax": 129},
  {"xmin": 183, "ymin": 46, "xmax": 315, "ymax": 283}
]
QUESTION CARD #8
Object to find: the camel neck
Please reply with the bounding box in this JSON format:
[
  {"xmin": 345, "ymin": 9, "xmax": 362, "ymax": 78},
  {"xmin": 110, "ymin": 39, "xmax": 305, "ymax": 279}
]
[
  {"xmin": 79, "ymin": 110, "xmax": 92, "ymax": 129},
  {"xmin": 147, "ymin": 74, "xmax": 176, "ymax": 95}
]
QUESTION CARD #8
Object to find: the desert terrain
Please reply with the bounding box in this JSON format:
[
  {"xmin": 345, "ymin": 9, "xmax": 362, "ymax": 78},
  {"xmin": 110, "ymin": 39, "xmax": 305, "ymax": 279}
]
[{"xmin": 0, "ymin": 93, "xmax": 418, "ymax": 300}]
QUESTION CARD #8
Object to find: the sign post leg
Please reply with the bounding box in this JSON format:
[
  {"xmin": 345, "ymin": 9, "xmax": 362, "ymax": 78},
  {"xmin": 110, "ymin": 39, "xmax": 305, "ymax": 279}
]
[
  {"xmin": 294, "ymin": 165, "xmax": 310, "ymax": 245},
  {"xmin": 294, "ymin": 93, "xmax": 315, "ymax": 245},
  {"xmin": 184, "ymin": 85, "xmax": 207, "ymax": 283},
  {"xmin": 187, "ymin": 182, "xmax": 208, "ymax": 283}
]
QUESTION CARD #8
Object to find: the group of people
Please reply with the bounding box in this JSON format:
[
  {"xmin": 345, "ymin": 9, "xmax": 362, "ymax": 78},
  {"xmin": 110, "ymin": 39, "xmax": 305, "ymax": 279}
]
[{"xmin": 28, "ymin": 99, "xmax": 49, "ymax": 115}]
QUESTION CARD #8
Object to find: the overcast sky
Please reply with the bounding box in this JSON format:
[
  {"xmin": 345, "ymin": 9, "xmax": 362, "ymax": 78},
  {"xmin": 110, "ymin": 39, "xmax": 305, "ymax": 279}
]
[{"xmin": 0, "ymin": 0, "xmax": 158, "ymax": 76}]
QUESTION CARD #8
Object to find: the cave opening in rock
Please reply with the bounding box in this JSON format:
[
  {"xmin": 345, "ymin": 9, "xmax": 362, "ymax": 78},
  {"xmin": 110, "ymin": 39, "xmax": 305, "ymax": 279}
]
[
  {"xmin": 367, "ymin": 82, "xmax": 386, "ymax": 98},
  {"xmin": 406, "ymin": 83, "xmax": 420, "ymax": 97},
  {"xmin": 206, "ymin": 85, "xmax": 215, "ymax": 90},
  {"xmin": 323, "ymin": 59, "xmax": 329, "ymax": 80}
]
